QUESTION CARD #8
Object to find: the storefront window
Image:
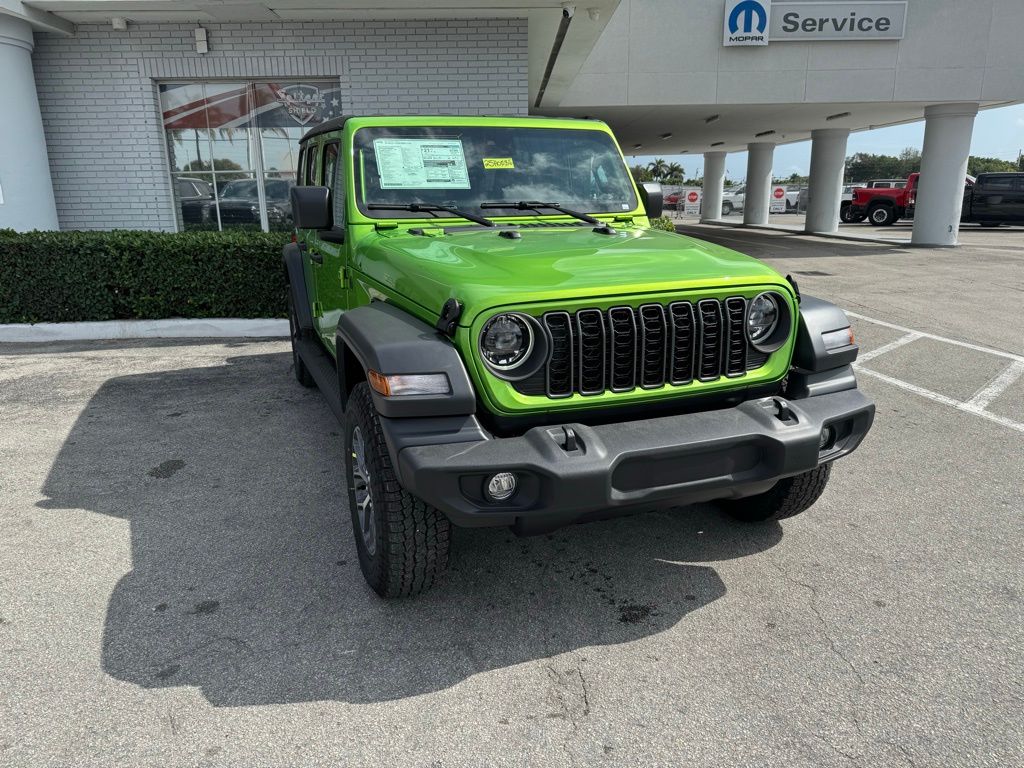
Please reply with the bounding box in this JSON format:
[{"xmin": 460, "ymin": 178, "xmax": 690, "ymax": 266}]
[{"xmin": 160, "ymin": 80, "xmax": 340, "ymax": 231}]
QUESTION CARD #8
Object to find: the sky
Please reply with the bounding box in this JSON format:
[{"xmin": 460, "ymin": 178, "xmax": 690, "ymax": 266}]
[{"xmin": 630, "ymin": 103, "xmax": 1024, "ymax": 183}]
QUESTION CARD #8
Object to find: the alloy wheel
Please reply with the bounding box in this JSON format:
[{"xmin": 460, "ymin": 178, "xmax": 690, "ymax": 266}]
[{"xmin": 350, "ymin": 426, "xmax": 377, "ymax": 556}]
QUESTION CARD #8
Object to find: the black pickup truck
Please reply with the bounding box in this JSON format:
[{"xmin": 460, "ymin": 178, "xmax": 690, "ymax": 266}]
[{"xmin": 960, "ymin": 173, "xmax": 1024, "ymax": 226}]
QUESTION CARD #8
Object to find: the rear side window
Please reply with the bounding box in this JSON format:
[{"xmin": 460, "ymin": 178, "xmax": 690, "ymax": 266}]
[
  {"xmin": 981, "ymin": 175, "xmax": 1015, "ymax": 191},
  {"xmin": 321, "ymin": 141, "xmax": 344, "ymax": 225},
  {"xmin": 303, "ymin": 143, "xmax": 319, "ymax": 185}
]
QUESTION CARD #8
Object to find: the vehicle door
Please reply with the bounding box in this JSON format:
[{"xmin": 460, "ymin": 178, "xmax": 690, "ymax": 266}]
[
  {"xmin": 1009, "ymin": 176, "xmax": 1024, "ymax": 224},
  {"xmin": 296, "ymin": 141, "xmax": 323, "ymax": 331},
  {"xmin": 972, "ymin": 175, "xmax": 1013, "ymax": 223},
  {"xmin": 311, "ymin": 139, "xmax": 347, "ymax": 348}
]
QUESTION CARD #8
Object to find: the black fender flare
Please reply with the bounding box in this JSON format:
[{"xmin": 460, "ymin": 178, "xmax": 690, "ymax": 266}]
[
  {"xmin": 282, "ymin": 242, "xmax": 314, "ymax": 333},
  {"xmin": 336, "ymin": 302, "xmax": 477, "ymax": 419},
  {"xmin": 788, "ymin": 296, "xmax": 861, "ymax": 399}
]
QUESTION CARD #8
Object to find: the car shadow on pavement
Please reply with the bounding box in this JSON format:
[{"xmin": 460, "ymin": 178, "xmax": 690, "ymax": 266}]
[{"xmin": 38, "ymin": 351, "xmax": 782, "ymax": 706}]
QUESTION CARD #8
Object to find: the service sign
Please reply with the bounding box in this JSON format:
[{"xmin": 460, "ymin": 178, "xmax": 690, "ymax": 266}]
[
  {"xmin": 684, "ymin": 189, "xmax": 702, "ymax": 216},
  {"xmin": 724, "ymin": 1, "xmax": 906, "ymax": 46},
  {"xmin": 770, "ymin": 186, "xmax": 787, "ymax": 213}
]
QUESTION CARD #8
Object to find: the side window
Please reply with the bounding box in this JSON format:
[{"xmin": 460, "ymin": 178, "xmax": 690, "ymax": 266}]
[
  {"xmin": 297, "ymin": 147, "xmax": 306, "ymax": 184},
  {"xmin": 981, "ymin": 175, "xmax": 1014, "ymax": 191},
  {"xmin": 321, "ymin": 141, "xmax": 344, "ymax": 226},
  {"xmin": 304, "ymin": 143, "xmax": 320, "ymax": 186}
]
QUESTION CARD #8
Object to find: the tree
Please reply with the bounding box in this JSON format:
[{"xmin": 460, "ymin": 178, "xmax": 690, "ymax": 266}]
[
  {"xmin": 663, "ymin": 162, "xmax": 685, "ymax": 184},
  {"xmin": 647, "ymin": 158, "xmax": 669, "ymax": 180},
  {"xmin": 967, "ymin": 155, "xmax": 1018, "ymax": 175},
  {"xmin": 183, "ymin": 158, "xmax": 249, "ymax": 181},
  {"xmin": 845, "ymin": 147, "xmax": 921, "ymax": 183},
  {"xmin": 629, "ymin": 164, "xmax": 653, "ymax": 183}
]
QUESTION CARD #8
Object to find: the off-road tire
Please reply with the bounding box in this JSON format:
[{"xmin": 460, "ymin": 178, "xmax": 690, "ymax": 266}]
[
  {"xmin": 287, "ymin": 292, "xmax": 315, "ymax": 388},
  {"xmin": 867, "ymin": 204, "xmax": 896, "ymax": 226},
  {"xmin": 720, "ymin": 463, "xmax": 832, "ymax": 523},
  {"xmin": 344, "ymin": 382, "xmax": 451, "ymax": 598},
  {"xmin": 840, "ymin": 202, "xmax": 855, "ymax": 223}
]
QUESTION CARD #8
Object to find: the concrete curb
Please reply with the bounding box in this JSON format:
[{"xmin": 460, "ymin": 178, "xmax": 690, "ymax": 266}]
[
  {"xmin": 676, "ymin": 219, "xmax": 913, "ymax": 246},
  {"xmin": 0, "ymin": 318, "xmax": 290, "ymax": 342}
]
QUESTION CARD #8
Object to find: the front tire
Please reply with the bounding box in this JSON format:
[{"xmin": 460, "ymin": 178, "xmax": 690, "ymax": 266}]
[
  {"xmin": 719, "ymin": 463, "xmax": 831, "ymax": 523},
  {"xmin": 344, "ymin": 382, "xmax": 451, "ymax": 598},
  {"xmin": 722, "ymin": 202, "xmax": 734, "ymax": 216},
  {"xmin": 867, "ymin": 204, "xmax": 896, "ymax": 226}
]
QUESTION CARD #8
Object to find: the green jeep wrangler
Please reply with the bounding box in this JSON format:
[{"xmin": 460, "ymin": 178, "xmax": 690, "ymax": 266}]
[{"xmin": 283, "ymin": 115, "xmax": 874, "ymax": 598}]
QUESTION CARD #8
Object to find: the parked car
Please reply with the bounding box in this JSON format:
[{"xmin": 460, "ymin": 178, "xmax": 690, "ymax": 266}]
[
  {"xmin": 181, "ymin": 178, "xmax": 295, "ymax": 228},
  {"xmin": 955, "ymin": 172, "xmax": 1024, "ymax": 226},
  {"xmin": 840, "ymin": 185, "xmax": 864, "ymax": 223},
  {"xmin": 862, "ymin": 179, "xmax": 907, "ymax": 189},
  {"xmin": 722, "ymin": 185, "xmax": 745, "ymax": 215},
  {"xmin": 176, "ymin": 177, "xmax": 215, "ymax": 225},
  {"xmin": 283, "ymin": 115, "xmax": 874, "ymax": 597},
  {"xmin": 850, "ymin": 173, "xmax": 976, "ymax": 226}
]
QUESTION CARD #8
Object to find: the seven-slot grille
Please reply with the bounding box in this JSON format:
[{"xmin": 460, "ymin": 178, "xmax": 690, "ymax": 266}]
[{"xmin": 524, "ymin": 297, "xmax": 759, "ymax": 399}]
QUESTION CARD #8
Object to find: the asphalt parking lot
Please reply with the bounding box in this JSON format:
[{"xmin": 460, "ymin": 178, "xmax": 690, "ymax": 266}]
[{"xmin": 2, "ymin": 227, "xmax": 1023, "ymax": 767}]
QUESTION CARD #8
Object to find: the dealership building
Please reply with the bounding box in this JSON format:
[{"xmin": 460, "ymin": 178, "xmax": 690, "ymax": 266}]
[{"xmin": 1, "ymin": 0, "xmax": 1021, "ymax": 245}]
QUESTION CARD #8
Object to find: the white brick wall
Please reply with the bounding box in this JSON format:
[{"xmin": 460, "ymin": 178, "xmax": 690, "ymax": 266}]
[{"xmin": 32, "ymin": 19, "xmax": 528, "ymax": 231}]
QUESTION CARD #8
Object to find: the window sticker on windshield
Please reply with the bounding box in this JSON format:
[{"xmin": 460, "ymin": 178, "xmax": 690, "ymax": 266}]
[
  {"xmin": 482, "ymin": 157, "xmax": 514, "ymax": 170},
  {"xmin": 373, "ymin": 138, "xmax": 471, "ymax": 189}
]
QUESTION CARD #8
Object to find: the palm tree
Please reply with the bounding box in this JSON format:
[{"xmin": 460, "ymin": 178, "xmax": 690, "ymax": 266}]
[
  {"xmin": 647, "ymin": 158, "xmax": 669, "ymax": 180},
  {"xmin": 665, "ymin": 162, "xmax": 685, "ymax": 182}
]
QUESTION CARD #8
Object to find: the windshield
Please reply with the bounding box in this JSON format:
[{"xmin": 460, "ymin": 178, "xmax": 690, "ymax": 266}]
[{"xmin": 353, "ymin": 125, "xmax": 638, "ymax": 220}]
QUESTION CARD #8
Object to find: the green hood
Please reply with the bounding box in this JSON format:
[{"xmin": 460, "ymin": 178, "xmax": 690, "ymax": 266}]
[{"xmin": 353, "ymin": 225, "xmax": 789, "ymax": 322}]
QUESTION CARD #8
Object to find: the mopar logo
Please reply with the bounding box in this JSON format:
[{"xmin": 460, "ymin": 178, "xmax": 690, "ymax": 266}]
[
  {"xmin": 728, "ymin": 0, "xmax": 767, "ymax": 34},
  {"xmin": 723, "ymin": 1, "xmax": 907, "ymax": 46},
  {"xmin": 723, "ymin": 0, "xmax": 770, "ymax": 46}
]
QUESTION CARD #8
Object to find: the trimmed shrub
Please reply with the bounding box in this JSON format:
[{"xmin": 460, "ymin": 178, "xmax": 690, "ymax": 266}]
[
  {"xmin": 0, "ymin": 229, "xmax": 290, "ymax": 324},
  {"xmin": 649, "ymin": 216, "xmax": 678, "ymax": 233}
]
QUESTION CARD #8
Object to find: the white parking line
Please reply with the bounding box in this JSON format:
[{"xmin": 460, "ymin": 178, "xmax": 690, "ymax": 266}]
[
  {"xmin": 846, "ymin": 311, "xmax": 1024, "ymax": 363},
  {"xmin": 856, "ymin": 331, "xmax": 921, "ymax": 363},
  {"xmin": 965, "ymin": 360, "xmax": 1024, "ymax": 410},
  {"xmin": 847, "ymin": 312, "xmax": 1024, "ymax": 435}
]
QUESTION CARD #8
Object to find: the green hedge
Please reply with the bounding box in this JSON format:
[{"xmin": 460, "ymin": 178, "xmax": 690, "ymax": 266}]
[
  {"xmin": 0, "ymin": 229, "xmax": 290, "ymax": 324},
  {"xmin": 649, "ymin": 216, "xmax": 678, "ymax": 233}
]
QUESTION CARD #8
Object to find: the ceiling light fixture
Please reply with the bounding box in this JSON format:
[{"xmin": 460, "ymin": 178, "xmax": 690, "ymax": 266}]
[
  {"xmin": 705, "ymin": 114, "xmax": 720, "ymax": 124},
  {"xmin": 659, "ymin": 132, "xmax": 672, "ymax": 140},
  {"xmin": 826, "ymin": 111, "xmax": 852, "ymax": 121},
  {"xmin": 754, "ymin": 129, "xmax": 776, "ymax": 137}
]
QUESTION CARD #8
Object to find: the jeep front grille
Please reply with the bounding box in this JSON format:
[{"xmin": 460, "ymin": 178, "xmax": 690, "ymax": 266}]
[{"xmin": 518, "ymin": 297, "xmax": 766, "ymax": 399}]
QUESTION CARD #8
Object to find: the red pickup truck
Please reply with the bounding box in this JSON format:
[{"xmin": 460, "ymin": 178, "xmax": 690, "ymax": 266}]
[
  {"xmin": 850, "ymin": 173, "xmax": 978, "ymax": 226},
  {"xmin": 848, "ymin": 173, "xmax": 921, "ymax": 226}
]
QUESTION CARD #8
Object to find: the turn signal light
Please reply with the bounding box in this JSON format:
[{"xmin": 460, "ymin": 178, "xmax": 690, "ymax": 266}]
[
  {"xmin": 368, "ymin": 370, "xmax": 451, "ymax": 397},
  {"xmin": 822, "ymin": 327, "xmax": 855, "ymax": 350}
]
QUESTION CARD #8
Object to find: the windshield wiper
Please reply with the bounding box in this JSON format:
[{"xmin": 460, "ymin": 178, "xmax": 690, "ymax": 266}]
[
  {"xmin": 480, "ymin": 200, "xmax": 610, "ymax": 229},
  {"xmin": 367, "ymin": 203, "xmax": 495, "ymax": 227}
]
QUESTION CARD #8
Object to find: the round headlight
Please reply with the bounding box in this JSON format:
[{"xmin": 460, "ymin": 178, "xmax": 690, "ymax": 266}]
[
  {"xmin": 747, "ymin": 293, "xmax": 779, "ymax": 342},
  {"xmin": 480, "ymin": 313, "xmax": 532, "ymax": 370}
]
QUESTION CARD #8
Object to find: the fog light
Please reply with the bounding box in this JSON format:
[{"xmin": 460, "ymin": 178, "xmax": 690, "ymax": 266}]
[
  {"xmin": 819, "ymin": 426, "xmax": 835, "ymax": 450},
  {"xmin": 486, "ymin": 472, "xmax": 517, "ymax": 501}
]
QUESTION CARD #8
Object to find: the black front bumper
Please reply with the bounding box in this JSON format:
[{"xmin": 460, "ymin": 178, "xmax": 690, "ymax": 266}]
[{"xmin": 390, "ymin": 388, "xmax": 874, "ymax": 529}]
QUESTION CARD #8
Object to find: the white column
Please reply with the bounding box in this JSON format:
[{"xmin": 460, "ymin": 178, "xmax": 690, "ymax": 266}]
[
  {"xmin": 804, "ymin": 128, "xmax": 849, "ymax": 234},
  {"xmin": 701, "ymin": 151, "xmax": 727, "ymax": 223},
  {"xmin": 911, "ymin": 103, "xmax": 979, "ymax": 246},
  {"xmin": 743, "ymin": 142, "xmax": 774, "ymax": 226},
  {"xmin": 0, "ymin": 16, "xmax": 58, "ymax": 231}
]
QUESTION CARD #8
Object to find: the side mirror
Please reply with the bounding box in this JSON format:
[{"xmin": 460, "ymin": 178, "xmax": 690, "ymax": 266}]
[
  {"xmin": 291, "ymin": 186, "xmax": 331, "ymax": 230},
  {"xmin": 639, "ymin": 182, "xmax": 664, "ymax": 219}
]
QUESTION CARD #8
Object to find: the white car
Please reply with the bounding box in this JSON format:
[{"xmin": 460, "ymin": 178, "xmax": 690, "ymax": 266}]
[{"xmin": 721, "ymin": 186, "xmax": 745, "ymax": 215}]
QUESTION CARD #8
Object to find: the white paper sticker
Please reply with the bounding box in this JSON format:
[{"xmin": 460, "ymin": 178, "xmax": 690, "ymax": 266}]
[{"xmin": 373, "ymin": 138, "xmax": 471, "ymax": 190}]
